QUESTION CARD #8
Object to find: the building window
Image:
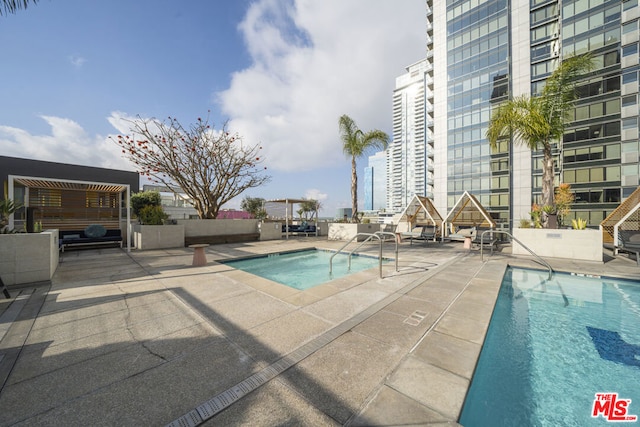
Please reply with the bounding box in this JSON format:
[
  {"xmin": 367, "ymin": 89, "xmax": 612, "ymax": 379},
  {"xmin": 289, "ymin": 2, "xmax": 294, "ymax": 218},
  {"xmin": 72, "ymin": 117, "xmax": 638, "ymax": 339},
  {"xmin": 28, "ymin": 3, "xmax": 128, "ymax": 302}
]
[
  {"xmin": 622, "ymin": 70, "xmax": 638, "ymax": 85},
  {"xmin": 622, "ymin": 43, "xmax": 638, "ymax": 57},
  {"xmin": 622, "ymin": 95, "xmax": 637, "ymax": 108},
  {"xmin": 622, "ymin": 117, "xmax": 638, "ymax": 129},
  {"xmin": 604, "ymin": 188, "xmax": 621, "ymax": 202}
]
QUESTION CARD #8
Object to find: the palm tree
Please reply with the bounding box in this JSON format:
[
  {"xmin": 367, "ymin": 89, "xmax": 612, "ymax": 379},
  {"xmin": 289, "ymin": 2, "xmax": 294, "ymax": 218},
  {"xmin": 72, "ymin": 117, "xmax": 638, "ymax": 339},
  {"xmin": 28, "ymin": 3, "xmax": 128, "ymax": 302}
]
[
  {"xmin": 486, "ymin": 54, "xmax": 593, "ymax": 208},
  {"xmin": 1, "ymin": 0, "xmax": 39, "ymax": 16},
  {"xmin": 339, "ymin": 114, "xmax": 389, "ymax": 222}
]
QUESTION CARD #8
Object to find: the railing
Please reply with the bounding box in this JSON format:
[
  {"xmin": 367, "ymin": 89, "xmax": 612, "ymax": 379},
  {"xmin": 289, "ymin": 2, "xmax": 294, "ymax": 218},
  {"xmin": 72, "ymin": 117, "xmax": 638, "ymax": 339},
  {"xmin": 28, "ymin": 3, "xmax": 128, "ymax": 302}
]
[
  {"xmin": 329, "ymin": 232, "xmax": 398, "ymax": 278},
  {"xmin": 480, "ymin": 230, "xmax": 553, "ymax": 280}
]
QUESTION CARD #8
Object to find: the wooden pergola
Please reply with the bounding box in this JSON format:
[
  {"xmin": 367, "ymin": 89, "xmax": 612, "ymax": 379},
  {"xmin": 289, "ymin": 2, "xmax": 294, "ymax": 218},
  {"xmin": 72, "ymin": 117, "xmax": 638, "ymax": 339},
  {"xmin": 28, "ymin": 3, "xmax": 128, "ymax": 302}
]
[
  {"xmin": 8, "ymin": 175, "xmax": 132, "ymax": 252},
  {"xmin": 600, "ymin": 185, "xmax": 640, "ymax": 248},
  {"xmin": 397, "ymin": 195, "xmax": 443, "ymax": 232},
  {"xmin": 265, "ymin": 198, "xmax": 318, "ymax": 239},
  {"xmin": 441, "ymin": 191, "xmax": 496, "ymax": 239}
]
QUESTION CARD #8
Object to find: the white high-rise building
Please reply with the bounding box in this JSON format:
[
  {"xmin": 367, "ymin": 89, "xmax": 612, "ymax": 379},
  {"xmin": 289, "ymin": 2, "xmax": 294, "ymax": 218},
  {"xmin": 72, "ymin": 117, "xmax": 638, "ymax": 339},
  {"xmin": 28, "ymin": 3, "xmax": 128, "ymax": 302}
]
[{"xmin": 387, "ymin": 58, "xmax": 435, "ymax": 212}]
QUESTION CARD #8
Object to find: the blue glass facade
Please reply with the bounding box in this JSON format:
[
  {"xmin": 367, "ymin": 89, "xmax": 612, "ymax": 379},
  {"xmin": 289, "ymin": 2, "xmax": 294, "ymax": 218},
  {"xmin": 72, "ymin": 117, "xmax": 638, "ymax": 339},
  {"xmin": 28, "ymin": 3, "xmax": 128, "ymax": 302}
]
[{"xmin": 445, "ymin": 0, "xmax": 511, "ymax": 222}]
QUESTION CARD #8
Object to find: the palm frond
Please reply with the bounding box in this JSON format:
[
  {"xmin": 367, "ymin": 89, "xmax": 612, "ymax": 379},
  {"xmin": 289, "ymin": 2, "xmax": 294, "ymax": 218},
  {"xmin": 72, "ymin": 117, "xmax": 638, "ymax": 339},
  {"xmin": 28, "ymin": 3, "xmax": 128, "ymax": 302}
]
[{"xmin": 1, "ymin": 0, "xmax": 39, "ymax": 16}]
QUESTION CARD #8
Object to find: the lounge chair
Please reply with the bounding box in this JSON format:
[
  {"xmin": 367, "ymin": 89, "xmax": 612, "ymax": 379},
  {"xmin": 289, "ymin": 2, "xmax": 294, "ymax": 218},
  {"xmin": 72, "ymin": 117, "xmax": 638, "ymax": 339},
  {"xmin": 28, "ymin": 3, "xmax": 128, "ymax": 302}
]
[
  {"xmin": 619, "ymin": 230, "xmax": 640, "ymax": 266},
  {"xmin": 401, "ymin": 224, "xmax": 437, "ymax": 245},
  {"xmin": 446, "ymin": 226, "xmax": 476, "ymax": 242},
  {"xmin": 474, "ymin": 228, "xmax": 498, "ymax": 253}
]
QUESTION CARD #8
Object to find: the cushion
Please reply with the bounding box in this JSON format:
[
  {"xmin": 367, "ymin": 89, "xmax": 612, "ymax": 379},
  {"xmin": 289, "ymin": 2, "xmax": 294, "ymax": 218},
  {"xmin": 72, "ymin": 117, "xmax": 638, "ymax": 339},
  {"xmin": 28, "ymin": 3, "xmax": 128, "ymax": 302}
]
[
  {"xmin": 65, "ymin": 234, "xmax": 81, "ymax": 239},
  {"xmin": 84, "ymin": 224, "xmax": 107, "ymax": 238},
  {"xmin": 628, "ymin": 233, "xmax": 640, "ymax": 243}
]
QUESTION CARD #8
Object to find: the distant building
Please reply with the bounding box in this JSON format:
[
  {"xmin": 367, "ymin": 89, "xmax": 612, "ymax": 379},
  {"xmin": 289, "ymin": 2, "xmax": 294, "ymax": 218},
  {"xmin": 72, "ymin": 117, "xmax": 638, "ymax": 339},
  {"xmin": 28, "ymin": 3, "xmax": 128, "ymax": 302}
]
[
  {"xmin": 387, "ymin": 58, "xmax": 434, "ymax": 212},
  {"xmin": 142, "ymin": 184, "xmax": 198, "ymax": 219},
  {"xmin": 364, "ymin": 151, "xmax": 388, "ymax": 211},
  {"xmin": 336, "ymin": 207, "xmax": 352, "ymax": 221}
]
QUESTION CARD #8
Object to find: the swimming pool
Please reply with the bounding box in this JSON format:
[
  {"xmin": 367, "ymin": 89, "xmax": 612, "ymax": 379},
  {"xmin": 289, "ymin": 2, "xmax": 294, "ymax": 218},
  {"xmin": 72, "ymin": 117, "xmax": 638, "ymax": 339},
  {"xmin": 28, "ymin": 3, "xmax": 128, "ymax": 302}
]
[
  {"xmin": 221, "ymin": 249, "xmax": 387, "ymax": 290},
  {"xmin": 460, "ymin": 267, "xmax": 640, "ymax": 426}
]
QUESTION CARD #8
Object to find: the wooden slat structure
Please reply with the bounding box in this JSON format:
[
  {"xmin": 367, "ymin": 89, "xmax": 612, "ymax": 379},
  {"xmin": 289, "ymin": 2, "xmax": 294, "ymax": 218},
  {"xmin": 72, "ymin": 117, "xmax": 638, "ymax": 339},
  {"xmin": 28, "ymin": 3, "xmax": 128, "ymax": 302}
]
[
  {"xmin": 8, "ymin": 175, "xmax": 131, "ymax": 252},
  {"xmin": 442, "ymin": 191, "xmax": 496, "ymax": 239},
  {"xmin": 600, "ymin": 185, "xmax": 640, "ymax": 246},
  {"xmin": 397, "ymin": 195, "xmax": 443, "ymax": 232}
]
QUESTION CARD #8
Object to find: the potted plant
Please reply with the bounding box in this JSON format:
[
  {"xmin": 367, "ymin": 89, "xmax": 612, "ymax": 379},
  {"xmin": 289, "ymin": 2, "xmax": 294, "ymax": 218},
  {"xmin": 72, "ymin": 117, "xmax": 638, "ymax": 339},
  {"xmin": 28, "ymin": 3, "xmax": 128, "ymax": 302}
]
[
  {"xmin": 0, "ymin": 198, "xmax": 21, "ymax": 233},
  {"xmin": 571, "ymin": 218, "xmax": 587, "ymax": 230},
  {"xmin": 542, "ymin": 204, "xmax": 558, "ymax": 229},
  {"xmin": 555, "ymin": 183, "xmax": 575, "ymax": 228}
]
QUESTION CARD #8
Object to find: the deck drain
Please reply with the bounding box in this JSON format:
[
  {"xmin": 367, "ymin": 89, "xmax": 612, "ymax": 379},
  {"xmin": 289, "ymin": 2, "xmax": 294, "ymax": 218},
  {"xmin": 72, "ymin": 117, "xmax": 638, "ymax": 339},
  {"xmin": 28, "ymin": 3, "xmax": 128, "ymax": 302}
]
[{"xmin": 404, "ymin": 310, "xmax": 427, "ymax": 326}]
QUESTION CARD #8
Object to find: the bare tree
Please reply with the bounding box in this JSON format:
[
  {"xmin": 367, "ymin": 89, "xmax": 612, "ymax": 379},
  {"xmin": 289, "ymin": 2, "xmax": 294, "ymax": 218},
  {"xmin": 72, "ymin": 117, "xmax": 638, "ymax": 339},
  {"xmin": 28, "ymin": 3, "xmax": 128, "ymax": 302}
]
[{"xmin": 112, "ymin": 114, "xmax": 271, "ymax": 219}]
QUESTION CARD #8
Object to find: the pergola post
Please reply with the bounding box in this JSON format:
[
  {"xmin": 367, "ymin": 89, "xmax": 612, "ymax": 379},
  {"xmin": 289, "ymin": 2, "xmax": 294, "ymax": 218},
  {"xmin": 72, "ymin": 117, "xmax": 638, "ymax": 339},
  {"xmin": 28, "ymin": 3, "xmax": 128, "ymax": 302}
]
[
  {"xmin": 7, "ymin": 175, "xmax": 14, "ymax": 230},
  {"xmin": 126, "ymin": 185, "xmax": 131, "ymax": 253}
]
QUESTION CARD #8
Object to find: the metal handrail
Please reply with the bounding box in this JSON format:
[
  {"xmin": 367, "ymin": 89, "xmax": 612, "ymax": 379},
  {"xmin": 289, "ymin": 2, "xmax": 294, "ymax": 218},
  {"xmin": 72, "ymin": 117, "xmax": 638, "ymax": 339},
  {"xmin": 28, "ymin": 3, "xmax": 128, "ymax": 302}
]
[
  {"xmin": 347, "ymin": 233, "xmax": 380, "ymax": 269},
  {"xmin": 480, "ymin": 230, "xmax": 553, "ymax": 280},
  {"xmin": 329, "ymin": 232, "xmax": 398, "ymax": 278},
  {"xmin": 375, "ymin": 231, "xmax": 399, "ymax": 273}
]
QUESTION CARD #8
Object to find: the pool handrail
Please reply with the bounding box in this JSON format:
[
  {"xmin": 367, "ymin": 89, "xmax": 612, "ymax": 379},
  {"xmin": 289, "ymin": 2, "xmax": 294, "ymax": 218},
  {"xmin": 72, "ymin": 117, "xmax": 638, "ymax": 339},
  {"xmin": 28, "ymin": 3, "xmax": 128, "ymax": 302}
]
[
  {"xmin": 480, "ymin": 229, "xmax": 553, "ymax": 280},
  {"xmin": 347, "ymin": 231, "xmax": 398, "ymax": 273},
  {"xmin": 329, "ymin": 232, "xmax": 398, "ymax": 278},
  {"xmin": 375, "ymin": 231, "xmax": 399, "ymax": 273}
]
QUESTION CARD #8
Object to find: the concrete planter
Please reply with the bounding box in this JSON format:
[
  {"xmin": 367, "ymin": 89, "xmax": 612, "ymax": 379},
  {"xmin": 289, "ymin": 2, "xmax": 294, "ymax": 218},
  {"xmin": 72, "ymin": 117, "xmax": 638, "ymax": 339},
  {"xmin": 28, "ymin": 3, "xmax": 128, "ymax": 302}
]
[
  {"xmin": 328, "ymin": 223, "xmax": 381, "ymax": 241},
  {"xmin": 133, "ymin": 224, "xmax": 185, "ymax": 250},
  {"xmin": 259, "ymin": 222, "xmax": 282, "ymax": 241},
  {"xmin": 512, "ymin": 228, "xmax": 603, "ymax": 262},
  {"xmin": 0, "ymin": 230, "xmax": 59, "ymax": 286}
]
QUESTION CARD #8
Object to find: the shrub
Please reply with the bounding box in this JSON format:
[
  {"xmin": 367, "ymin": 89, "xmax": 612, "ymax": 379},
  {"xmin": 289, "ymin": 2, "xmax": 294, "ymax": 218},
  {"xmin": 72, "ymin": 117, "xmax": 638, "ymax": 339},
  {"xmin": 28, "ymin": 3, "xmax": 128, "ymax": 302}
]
[
  {"xmin": 138, "ymin": 205, "xmax": 168, "ymax": 225},
  {"xmin": 131, "ymin": 191, "xmax": 162, "ymax": 218}
]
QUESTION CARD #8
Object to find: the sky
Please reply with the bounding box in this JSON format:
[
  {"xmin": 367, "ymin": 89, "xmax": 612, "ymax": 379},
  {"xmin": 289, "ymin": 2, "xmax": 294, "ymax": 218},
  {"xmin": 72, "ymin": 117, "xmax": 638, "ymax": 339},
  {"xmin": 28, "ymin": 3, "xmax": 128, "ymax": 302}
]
[{"xmin": 0, "ymin": 0, "xmax": 426, "ymax": 217}]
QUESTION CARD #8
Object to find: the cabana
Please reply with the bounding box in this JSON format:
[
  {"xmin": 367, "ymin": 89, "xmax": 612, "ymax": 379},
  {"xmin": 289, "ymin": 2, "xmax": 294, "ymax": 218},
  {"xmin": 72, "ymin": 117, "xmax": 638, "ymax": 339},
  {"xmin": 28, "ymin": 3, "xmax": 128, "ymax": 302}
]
[
  {"xmin": 441, "ymin": 191, "xmax": 496, "ymax": 243},
  {"xmin": 7, "ymin": 175, "xmax": 132, "ymax": 252},
  {"xmin": 600, "ymin": 186, "xmax": 640, "ymax": 263},
  {"xmin": 264, "ymin": 198, "xmax": 318, "ymax": 239},
  {"xmin": 397, "ymin": 195, "xmax": 443, "ymax": 242}
]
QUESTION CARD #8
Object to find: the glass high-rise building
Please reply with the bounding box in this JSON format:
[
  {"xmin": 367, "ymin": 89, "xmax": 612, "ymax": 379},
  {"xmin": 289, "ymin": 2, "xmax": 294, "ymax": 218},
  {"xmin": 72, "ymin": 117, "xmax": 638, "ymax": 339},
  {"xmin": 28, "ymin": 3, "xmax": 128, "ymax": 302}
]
[
  {"xmin": 430, "ymin": 0, "xmax": 639, "ymax": 228},
  {"xmin": 364, "ymin": 151, "xmax": 388, "ymax": 211},
  {"xmin": 387, "ymin": 58, "xmax": 435, "ymax": 211}
]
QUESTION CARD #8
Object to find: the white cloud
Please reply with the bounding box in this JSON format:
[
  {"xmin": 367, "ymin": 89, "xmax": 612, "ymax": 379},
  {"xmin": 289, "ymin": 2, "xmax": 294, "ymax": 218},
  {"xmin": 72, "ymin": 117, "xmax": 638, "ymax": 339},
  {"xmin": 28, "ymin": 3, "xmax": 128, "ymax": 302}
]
[
  {"xmin": 69, "ymin": 55, "xmax": 86, "ymax": 68},
  {"xmin": 304, "ymin": 188, "xmax": 327, "ymax": 202},
  {"xmin": 217, "ymin": 0, "xmax": 425, "ymax": 173},
  {"xmin": 0, "ymin": 115, "xmax": 133, "ymax": 171}
]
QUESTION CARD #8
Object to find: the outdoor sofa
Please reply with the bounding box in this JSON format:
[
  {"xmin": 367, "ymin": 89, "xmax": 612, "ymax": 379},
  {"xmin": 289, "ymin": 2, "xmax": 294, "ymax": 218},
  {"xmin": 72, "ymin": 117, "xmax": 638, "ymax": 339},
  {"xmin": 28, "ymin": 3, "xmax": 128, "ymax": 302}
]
[{"xmin": 59, "ymin": 225, "xmax": 123, "ymax": 252}]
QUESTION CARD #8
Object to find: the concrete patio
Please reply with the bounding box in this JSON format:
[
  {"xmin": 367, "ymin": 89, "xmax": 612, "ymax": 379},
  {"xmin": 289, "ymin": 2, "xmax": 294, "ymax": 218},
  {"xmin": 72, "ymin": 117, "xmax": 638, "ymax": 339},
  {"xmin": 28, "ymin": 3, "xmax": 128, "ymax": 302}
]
[{"xmin": 0, "ymin": 238, "xmax": 637, "ymax": 426}]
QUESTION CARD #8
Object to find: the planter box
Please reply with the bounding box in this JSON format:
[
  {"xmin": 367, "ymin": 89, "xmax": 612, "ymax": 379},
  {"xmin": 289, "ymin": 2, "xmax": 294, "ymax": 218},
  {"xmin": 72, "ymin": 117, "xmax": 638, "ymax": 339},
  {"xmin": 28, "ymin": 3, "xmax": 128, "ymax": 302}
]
[
  {"xmin": 512, "ymin": 228, "xmax": 603, "ymax": 262},
  {"xmin": 328, "ymin": 223, "xmax": 381, "ymax": 241},
  {"xmin": 133, "ymin": 224, "xmax": 185, "ymax": 250},
  {"xmin": 0, "ymin": 230, "xmax": 59, "ymax": 286}
]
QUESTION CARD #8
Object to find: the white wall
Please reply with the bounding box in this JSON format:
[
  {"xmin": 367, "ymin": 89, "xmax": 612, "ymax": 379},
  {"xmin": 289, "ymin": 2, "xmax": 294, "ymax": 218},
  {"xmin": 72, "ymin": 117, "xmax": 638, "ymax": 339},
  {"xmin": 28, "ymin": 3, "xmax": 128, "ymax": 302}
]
[
  {"xmin": 0, "ymin": 230, "xmax": 59, "ymax": 286},
  {"xmin": 133, "ymin": 224, "xmax": 185, "ymax": 250},
  {"xmin": 512, "ymin": 228, "xmax": 603, "ymax": 262},
  {"xmin": 177, "ymin": 219, "xmax": 260, "ymax": 237}
]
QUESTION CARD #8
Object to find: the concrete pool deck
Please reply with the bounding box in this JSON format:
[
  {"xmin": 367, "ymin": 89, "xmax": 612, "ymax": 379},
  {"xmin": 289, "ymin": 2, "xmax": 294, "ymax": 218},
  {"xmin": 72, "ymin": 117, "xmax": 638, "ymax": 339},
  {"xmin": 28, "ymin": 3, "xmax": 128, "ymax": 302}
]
[{"xmin": 0, "ymin": 237, "xmax": 638, "ymax": 426}]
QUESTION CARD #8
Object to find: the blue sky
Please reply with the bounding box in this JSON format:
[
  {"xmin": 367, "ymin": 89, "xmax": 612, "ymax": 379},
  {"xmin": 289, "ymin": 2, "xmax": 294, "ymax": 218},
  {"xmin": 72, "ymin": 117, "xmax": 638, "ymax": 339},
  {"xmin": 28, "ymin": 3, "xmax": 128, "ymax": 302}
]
[{"xmin": 0, "ymin": 0, "xmax": 425, "ymax": 216}]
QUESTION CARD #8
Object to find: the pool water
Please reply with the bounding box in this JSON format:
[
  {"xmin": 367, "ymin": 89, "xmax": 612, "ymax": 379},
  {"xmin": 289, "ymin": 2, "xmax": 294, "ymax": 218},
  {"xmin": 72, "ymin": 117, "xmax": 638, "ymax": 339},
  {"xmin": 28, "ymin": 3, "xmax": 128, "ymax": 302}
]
[
  {"xmin": 222, "ymin": 249, "xmax": 386, "ymax": 290},
  {"xmin": 460, "ymin": 267, "xmax": 640, "ymax": 426}
]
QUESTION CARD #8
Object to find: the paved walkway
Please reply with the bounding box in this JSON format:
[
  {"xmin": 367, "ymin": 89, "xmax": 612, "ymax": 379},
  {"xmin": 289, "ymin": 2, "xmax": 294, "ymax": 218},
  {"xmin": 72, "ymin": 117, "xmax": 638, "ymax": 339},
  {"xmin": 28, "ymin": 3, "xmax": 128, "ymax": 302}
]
[{"xmin": 0, "ymin": 238, "xmax": 637, "ymax": 426}]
